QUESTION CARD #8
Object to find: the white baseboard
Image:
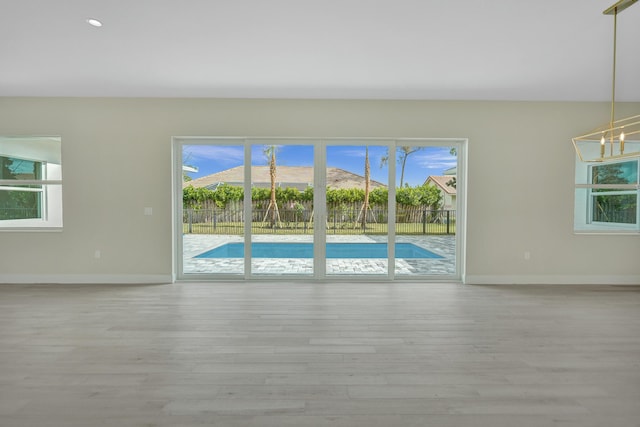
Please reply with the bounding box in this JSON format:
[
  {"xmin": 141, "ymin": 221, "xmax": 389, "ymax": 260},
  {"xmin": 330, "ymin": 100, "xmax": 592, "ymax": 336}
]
[
  {"xmin": 0, "ymin": 274, "xmax": 173, "ymax": 284},
  {"xmin": 1, "ymin": 274, "xmax": 637, "ymax": 286},
  {"xmin": 465, "ymin": 275, "xmax": 640, "ymax": 285}
]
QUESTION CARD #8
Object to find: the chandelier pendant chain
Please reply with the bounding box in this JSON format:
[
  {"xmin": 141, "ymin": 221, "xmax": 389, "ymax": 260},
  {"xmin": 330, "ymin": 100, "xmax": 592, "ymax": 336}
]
[{"xmin": 572, "ymin": 0, "xmax": 639, "ymax": 163}]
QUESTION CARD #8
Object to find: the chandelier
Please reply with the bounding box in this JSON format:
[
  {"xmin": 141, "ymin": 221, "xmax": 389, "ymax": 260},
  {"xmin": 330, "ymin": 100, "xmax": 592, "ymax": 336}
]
[{"xmin": 572, "ymin": 0, "xmax": 640, "ymax": 162}]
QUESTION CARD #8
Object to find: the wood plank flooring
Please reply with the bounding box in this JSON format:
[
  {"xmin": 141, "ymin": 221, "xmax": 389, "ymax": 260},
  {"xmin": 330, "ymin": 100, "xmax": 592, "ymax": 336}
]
[{"xmin": 1, "ymin": 282, "xmax": 639, "ymax": 427}]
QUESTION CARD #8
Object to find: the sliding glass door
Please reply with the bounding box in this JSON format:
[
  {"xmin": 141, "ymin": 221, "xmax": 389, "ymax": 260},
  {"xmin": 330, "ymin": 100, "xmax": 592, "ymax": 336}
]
[
  {"xmin": 325, "ymin": 143, "xmax": 390, "ymax": 277},
  {"xmin": 392, "ymin": 144, "xmax": 458, "ymax": 278},
  {"xmin": 250, "ymin": 142, "xmax": 315, "ymax": 277},
  {"xmin": 175, "ymin": 137, "xmax": 464, "ymax": 281},
  {"xmin": 180, "ymin": 141, "xmax": 245, "ymax": 276}
]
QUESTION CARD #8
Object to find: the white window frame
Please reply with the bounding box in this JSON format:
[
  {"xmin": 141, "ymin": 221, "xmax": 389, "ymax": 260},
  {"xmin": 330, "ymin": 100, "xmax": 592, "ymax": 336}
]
[
  {"xmin": 574, "ymin": 158, "xmax": 640, "ymax": 234},
  {"xmin": 0, "ymin": 136, "xmax": 63, "ymax": 230}
]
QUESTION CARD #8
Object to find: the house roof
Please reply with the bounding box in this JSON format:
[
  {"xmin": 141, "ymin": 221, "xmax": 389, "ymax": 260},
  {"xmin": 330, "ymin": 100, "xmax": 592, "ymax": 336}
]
[
  {"xmin": 443, "ymin": 166, "xmax": 457, "ymax": 176},
  {"xmin": 425, "ymin": 176, "xmax": 457, "ymax": 195},
  {"xmin": 185, "ymin": 166, "xmax": 386, "ymax": 190}
]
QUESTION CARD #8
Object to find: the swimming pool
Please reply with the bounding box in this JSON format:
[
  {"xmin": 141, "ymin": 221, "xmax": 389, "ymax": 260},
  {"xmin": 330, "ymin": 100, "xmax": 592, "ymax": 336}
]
[{"xmin": 195, "ymin": 242, "xmax": 442, "ymax": 259}]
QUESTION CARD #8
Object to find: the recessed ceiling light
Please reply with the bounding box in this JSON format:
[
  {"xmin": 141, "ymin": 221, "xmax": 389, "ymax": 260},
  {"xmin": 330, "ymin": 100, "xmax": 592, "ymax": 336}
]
[{"xmin": 86, "ymin": 18, "xmax": 103, "ymax": 27}]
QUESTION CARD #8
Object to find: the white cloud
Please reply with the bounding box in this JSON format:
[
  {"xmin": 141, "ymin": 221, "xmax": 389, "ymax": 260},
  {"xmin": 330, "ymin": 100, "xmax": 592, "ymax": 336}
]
[
  {"xmin": 413, "ymin": 149, "xmax": 457, "ymax": 170},
  {"xmin": 183, "ymin": 145, "xmax": 244, "ymax": 165},
  {"xmin": 335, "ymin": 148, "xmax": 366, "ymax": 159}
]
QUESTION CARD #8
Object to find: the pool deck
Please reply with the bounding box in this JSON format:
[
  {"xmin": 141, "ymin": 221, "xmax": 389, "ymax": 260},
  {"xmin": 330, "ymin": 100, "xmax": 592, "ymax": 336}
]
[{"xmin": 182, "ymin": 234, "xmax": 456, "ymax": 277}]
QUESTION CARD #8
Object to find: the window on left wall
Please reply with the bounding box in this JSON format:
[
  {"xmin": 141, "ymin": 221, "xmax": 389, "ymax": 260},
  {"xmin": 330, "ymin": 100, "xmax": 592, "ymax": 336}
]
[{"xmin": 0, "ymin": 136, "xmax": 62, "ymax": 230}]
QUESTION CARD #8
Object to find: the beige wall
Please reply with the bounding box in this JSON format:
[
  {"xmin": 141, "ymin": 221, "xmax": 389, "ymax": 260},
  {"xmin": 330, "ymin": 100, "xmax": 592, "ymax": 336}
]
[{"xmin": 0, "ymin": 97, "xmax": 639, "ymax": 284}]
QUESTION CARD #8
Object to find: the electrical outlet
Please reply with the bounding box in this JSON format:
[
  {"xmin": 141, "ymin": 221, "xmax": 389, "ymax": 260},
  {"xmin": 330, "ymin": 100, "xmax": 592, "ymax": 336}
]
[
  {"xmin": 94, "ymin": 250, "xmax": 101, "ymax": 259},
  {"xmin": 524, "ymin": 251, "xmax": 531, "ymax": 260}
]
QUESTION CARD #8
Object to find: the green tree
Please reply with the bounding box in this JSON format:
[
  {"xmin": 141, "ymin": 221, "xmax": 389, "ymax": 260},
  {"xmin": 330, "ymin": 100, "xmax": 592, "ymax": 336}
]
[
  {"xmin": 395, "ymin": 185, "xmax": 442, "ymax": 208},
  {"xmin": 592, "ymin": 162, "xmax": 635, "ymax": 223},
  {"xmin": 280, "ymin": 187, "xmax": 300, "ymax": 203},
  {"xmin": 213, "ymin": 184, "xmax": 243, "ymax": 208},
  {"xmin": 183, "ymin": 185, "xmax": 216, "ymax": 208},
  {"xmin": 446, "ymin": 177, "xmax": 456, "ymax": 189},
  {"xmin": 300, "ymin": 186, "xmax": 314, "ymax": 202},
  {"xmin": 0, "ymin": 156, "xmax": 40, "ymax": 220},
  {"xmin": 0, "ymin": 156, "xmax": 16, "ymax": 180},
  {"xmin": 251, "ymin": 187, "xmax": 270, "ymax": 202},
  {"xmin": 416, "ymin": 184, "xmax": 443, "ymax": 209},
  {"xmin": 592, "ymin": 163, "xmax": 626, "ymax": 185},
  {"xmin": 369, "ymin": 187, "xmax": 388, "ymax": 205}
]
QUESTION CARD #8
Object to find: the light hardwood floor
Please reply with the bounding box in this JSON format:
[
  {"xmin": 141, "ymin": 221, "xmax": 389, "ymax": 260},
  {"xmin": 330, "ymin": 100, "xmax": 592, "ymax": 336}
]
[{"xmin": 1, "ymin": 282, "xmax": 639, "ymax": 427}]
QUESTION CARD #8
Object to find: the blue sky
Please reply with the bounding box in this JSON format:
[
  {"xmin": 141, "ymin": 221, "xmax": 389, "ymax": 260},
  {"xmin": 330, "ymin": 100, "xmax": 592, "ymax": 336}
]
[{"xmin": 183, "ymin": 144, "xmax": 456, "ymax": 187}]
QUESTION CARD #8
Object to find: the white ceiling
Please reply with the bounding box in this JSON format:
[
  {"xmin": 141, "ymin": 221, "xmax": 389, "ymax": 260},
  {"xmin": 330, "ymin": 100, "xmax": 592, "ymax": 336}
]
[{"xmin": 1, "ymin": 0, "xmax": 639, "ymax": 101}]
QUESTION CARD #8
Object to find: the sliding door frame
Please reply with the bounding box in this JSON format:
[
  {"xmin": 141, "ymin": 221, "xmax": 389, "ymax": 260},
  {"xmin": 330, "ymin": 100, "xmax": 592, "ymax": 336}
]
[{"xmin": 172, "ymin": 136, "xmax": 467, "ymax": 282}]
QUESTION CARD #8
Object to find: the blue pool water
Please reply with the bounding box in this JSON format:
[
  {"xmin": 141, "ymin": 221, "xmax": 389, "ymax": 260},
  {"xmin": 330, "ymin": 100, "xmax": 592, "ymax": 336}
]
[{"xmin": 195, "ymin": 242, "xmax": 442, "ymax": 259}]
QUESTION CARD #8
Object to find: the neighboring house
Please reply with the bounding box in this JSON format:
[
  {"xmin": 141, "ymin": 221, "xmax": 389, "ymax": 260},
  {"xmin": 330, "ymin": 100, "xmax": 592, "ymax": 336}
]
[
  {"xmin": 442, "ymin": 166, "xmax": 457, "ymax": 176},
  {"xmin": 185, "ymin": 165, "xmax": 386, "ymax": 191},
  {"xmin": 424, "ymin": 175, "xmax": 457, "ymax": 210}
]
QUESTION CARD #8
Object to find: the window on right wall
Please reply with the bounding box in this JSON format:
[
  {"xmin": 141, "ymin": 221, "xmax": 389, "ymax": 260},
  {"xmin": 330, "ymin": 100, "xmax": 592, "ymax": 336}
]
[{"xmin": 574, "ymin": 158, "xmax": 639, "ymax": 233}]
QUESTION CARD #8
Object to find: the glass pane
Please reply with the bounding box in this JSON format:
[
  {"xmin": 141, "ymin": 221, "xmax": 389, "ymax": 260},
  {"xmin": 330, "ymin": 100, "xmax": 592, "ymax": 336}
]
[
  {"xmin": 181, "ymin": 144, "xmax": 245, "ymax": 275},
  {"xmin": 0, "ymin": 187, "xmax": 42, "ymax": 219},
  {"xmin": 1, "ymin": 156, "xmax": 43, "ymax": 180},
  {"xmin": 0, "ymin": 137, "xmax": 62, "ymax": 228},
  {"xmin": 326, "ymin": 145, "xmax": 388, "ymax": 276},
  {"xmin": 251, "ymin": 144, "xmax": 314, "ymax": 276},
  {"xmin": 395, "ymin": 146, "xmax": 457, "ymax": 276},
  {"xmin": 591, "ymin": 161, "xmax": 638, "ymax": 186},
  {"xmin": 575, "ymin": 187, "xmax": 639, "ymax": 232},
  {"xmin": 592, "ymin": 194, "xmax": 637, "ymax": 224}
]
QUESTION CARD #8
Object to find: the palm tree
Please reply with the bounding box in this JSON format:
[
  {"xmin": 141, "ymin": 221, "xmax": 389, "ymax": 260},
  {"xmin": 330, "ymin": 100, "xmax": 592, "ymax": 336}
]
[
  {"xmin": 262, "ymin": 145, "xmax": 281, "ymax": 227},
  {"xmin": 355, "ymin": 146, "xmax": 374, "ymax": 229},
  {"xmin": 380, "ymin": 146, "xmax": 423, "ymax": 187}
]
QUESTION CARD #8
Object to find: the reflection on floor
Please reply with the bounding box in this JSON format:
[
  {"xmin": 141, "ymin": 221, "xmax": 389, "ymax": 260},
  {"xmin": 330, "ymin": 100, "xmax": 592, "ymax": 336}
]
[{"xmin": 182, "ymin": 234, "xmax": 455, "ymax": 276}]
